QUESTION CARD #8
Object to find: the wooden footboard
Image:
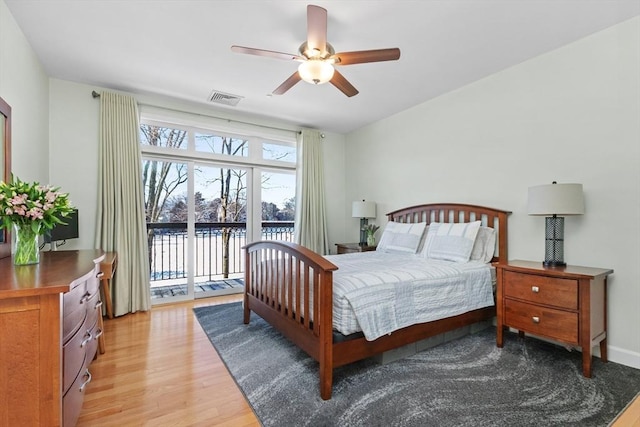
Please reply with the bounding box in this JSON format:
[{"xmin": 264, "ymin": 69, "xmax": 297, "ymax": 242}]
[
  {"xmin": 243, "ymin": 240, "xmax": 338, "ymax": 399},
  {"xmin": 244, "ymin": 203, "xmax": 510, "ymax": 400}
]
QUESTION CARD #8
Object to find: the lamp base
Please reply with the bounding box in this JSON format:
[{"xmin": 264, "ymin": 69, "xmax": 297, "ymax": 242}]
[
  {"xmin": 543, "ymin": 260, "xmax": 566, "ymax": 268},
  {"xmin": 543, "ymin": 216, "xmax": 566, "ymax": 268},
  {"xmin": 359, "ymin": 218, "xmax": 368, "ymax": 246}
]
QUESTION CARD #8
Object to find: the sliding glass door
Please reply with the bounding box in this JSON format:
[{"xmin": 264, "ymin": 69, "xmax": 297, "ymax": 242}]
[
  {"xmin": 193, "ymin": 163, "xmax": 248, "ymax": 299},
  {"xmin": 140, "ymin": 118, "xmax": 296, "ymax": 304},
  {"xmin": 143, "ymin": 158, "xmax": 192, "ymax": 302}
]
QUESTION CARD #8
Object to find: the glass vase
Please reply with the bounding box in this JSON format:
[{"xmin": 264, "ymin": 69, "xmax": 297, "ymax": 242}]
[
  {"xmin": 366, "ymin": 234, "xmax": 376, "ymax": 246},
  {"xmin": 13, "ymin": 223, "xmax": 41, "ymax": 265}
]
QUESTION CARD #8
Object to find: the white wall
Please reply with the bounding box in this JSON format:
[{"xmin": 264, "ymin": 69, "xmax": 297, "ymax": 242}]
[
  {"xmin": 0, "ymin": 0, "xmax": 49, "ymax": 182},
  {"xmin": 48, "ymin": 79, "xmax": 101, "ymax": 250},
  {"xmin": 48, "ymin": 79, "xmax": 348, "ymax": 252},
  {"xmin": 345, "ymin": 17, "xmax": 640, "ymax": 367}
]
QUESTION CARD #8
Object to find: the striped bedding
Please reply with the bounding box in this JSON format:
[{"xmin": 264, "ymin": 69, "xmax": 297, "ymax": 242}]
[{"xmin": 324, "ymin": 251, "xmax": 495, "ymax": 341}]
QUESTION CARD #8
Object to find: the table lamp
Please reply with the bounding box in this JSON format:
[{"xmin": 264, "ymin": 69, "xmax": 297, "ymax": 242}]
[
  {"xmin": 352, "ymin": 200, "xmax": 376, "ymax": 246},
  {"xmin": 528, "ymin": 181, "xmax": 584, "ymax": 267}
]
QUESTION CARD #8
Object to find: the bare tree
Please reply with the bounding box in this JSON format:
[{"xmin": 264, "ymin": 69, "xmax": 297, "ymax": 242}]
[
  {"xmin": 197, "ymin": 135, "xmax": 248, "ymax": 278},
  {"xmin": 141, "ymin": 125, "xmax": 188, "ymax": 267}
]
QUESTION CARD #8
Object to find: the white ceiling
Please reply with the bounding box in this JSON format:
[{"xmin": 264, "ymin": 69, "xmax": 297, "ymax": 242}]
[{"xmin": 5, "ymin": 1, "xmax": 639, "ymax": 134}]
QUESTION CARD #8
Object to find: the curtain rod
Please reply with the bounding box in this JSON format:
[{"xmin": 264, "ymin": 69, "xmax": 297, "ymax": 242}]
[{"xmin": 91, "ymin": 90, "xmax": 324, "ymax": 137}]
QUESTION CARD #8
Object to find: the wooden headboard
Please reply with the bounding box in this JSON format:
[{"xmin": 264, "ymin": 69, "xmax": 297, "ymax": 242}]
[{"xmin": 386, "ymin": 203, "xmax": 511, "ymax": 264}]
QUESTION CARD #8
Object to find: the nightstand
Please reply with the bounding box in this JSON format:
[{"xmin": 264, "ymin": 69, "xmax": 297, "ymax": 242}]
[
  {"xmin": 496, "ymin": 260, "xmax": 613, "ymax": 378},
  {"xmin": 335, "ymin": 243, "xmax": 377, "ymax": 254}
]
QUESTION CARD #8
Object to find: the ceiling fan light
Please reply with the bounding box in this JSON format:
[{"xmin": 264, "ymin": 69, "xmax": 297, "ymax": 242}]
[{"xmin": 298, "ymin": 60, "xmax": 334, "ymax": 85}]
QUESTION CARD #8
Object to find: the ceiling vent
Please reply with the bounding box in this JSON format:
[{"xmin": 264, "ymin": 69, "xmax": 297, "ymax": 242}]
[{"xmin": 207, "ymin": 90, "xmax": 243, "ymax": 106}]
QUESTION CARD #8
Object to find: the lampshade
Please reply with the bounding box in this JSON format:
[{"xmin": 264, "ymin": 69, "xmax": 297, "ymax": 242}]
[
  {"xmin": 352, "ymin": 200, "xmax": 376, "ymax": 218},
  {"xmin": 298, "ymin": 60, "xmax": 334, "ymax": 85},
  {"xmin": 528, "ymin": 183, "xmax": 584, "ymax": 216}
]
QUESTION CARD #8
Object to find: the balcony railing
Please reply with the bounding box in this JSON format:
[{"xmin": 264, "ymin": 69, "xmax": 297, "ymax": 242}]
[{"xmin": 146, "ymin": 221, "xmax": 294, "ymax": 287}]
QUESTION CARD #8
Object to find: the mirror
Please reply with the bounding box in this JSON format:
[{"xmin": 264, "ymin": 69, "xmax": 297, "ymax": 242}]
[{"xmin": 0, "ymin": 96, "xmax": 11, "ymax": 259}]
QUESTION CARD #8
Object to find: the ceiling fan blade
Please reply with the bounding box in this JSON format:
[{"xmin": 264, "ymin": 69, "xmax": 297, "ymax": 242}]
[
  {"xmin": 330, "ymin": 70, "xmax": 359, "ymax": 97},
  {"xmin": 306, "ymin": 5, "xmax": 327, "ymax": 55},
  {"xmin": 273, "ymin": 72, "xmax": 302, "ymax": 95},
  {"xmin": 231, "ymin": 45, "xmax": 304, "ymax": 61},
  {"xmin": 332, "ymin": 48, "xmax": 401, "ymax": 65}
]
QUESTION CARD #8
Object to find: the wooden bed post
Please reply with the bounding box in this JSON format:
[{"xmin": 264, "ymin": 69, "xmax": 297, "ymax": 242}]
[
  {"xmin": 243, "ymin": 246, "xmax": 251, "ymax": 324},
  {"xmin": 319, "ymin": 269, "xmax": 334, "ymax": 400}
]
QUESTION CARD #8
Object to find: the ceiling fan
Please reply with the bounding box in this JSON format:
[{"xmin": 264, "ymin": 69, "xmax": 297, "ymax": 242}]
[{"xmin": 231, "ymin": 4, "xmax": 401, "ymax": 97}]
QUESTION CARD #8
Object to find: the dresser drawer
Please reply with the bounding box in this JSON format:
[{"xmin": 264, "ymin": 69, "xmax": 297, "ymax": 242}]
[
  {"xmin": 63, "ymin": 281, "xmax": 86, "ymax": 311},
  {"xmin": 505, "ymin": 299, "xmax": 578, "ymax": 344},
  {"xmin": 503, "ymin": 271, "xmax": 577, "ymax": 310},
  {"xmin": 63, "ymin": 303, "xmax": 86, "ymax": 344},
  {"xmin": 63, "ymin": 281, "xmax": 89, "ymax": 343},
  {"xmin": 84, "ymin": 295, "xmax": 102, "ymax": 363},
  {"xmin": 85, "ymin": 289, "xmax": 101, "ymax": 327},
  {"xmin": 85, "ymin": 323, "xmax": 100, "ymax": 366},
  {"xmin": 63, "ymin": 325, "xmax": 92, "ymax": 394},
  {"xmin": 86, "ymin": 272, "xmax": 100, "ymax": 296},
  {"xmin": 63, "ymin": 367, "xmax": 91, "ymax": 427}
]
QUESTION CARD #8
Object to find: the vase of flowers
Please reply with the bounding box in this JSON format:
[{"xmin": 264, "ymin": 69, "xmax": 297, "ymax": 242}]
[
  {"xmin": 362, "ymin": 223, "xmax": 380, "ymax": 246},
  {"xmin": 12, "ymin": 222, "xmax": 42, "ymax": 265},
  {"xmin": 0, "ymin": 176, "xmax": 74, "ymax": 265}
]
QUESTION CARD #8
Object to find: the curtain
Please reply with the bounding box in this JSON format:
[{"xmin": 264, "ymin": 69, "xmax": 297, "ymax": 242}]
[
  {"xmin": 96, "ymin": 91, "xmax": 151, "ymax": 316},
  {"xmin": 294, "ymin": 129, "xmax": 329, "ymax": 254}
]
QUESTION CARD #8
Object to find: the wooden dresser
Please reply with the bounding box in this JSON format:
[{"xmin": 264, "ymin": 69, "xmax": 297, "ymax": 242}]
[
  {"xmin": 0, "ymin": 250, "xmax": 104, "ymax": 427},
  {"xmin": 496, "ymin": 260, "xmax": 613, "ymax": 378}
]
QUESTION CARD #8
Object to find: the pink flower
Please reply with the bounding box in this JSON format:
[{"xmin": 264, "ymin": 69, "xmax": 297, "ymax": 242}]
[
  {"xmin": 45, "ymin": 191, "xmax": 58, "ymax": 203},
  {"xmin": 28, "ymin": 208, "xmax": 44, "ymax": 220},
  {"xmin": 10, "ymin": 195, "xmax": 26, "ymax": 205}
]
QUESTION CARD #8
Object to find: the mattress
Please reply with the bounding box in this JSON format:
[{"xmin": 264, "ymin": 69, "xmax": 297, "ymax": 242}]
[{"xmin": 324, "ymin": 251, "xmax": 495, "ymax": 341}]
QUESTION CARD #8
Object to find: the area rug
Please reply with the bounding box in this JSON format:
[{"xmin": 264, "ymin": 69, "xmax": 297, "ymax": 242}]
[{"xmin": 194, "ymin": 303, "xmax": 640, "ymax": 427}]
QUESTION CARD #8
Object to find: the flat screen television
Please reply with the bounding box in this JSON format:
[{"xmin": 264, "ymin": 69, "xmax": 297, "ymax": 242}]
[{"xmin": 44, "ymin": 209, "xmax": 79, "ymax": 243}]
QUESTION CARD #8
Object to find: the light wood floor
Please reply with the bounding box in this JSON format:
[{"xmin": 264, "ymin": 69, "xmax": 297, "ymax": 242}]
[
  {"xmin": 78, "ymin": 296, "xmax": 640, "ymax": 426},
  {"xmin": 77, "ymin": 294, "xmax": 259, "ymax": 426},
  {"xmin": 612, "ymin": 393, "xmax": 640, "ymax": 427}
]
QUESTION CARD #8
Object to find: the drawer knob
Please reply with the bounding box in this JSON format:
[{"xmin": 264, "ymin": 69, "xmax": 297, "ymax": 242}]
[
  {"xmin": 81, "ymin": 330, "xmax": 93, "ymax": 348},
  {"xmin": 532, "ymin": 316, "xmax": 540, "ymax": 324},
  {"xmin": 79, "ymin": 369, "xmax": 92, "ymax": 392},
  {"xmin": 80, "ymin": 292, "xmax": 91, "ymax": 304},
  {"xmin": 531, "ymin": 286, "xmax": 540, "ymax": 293},
  {"xmin": 94, "ymin": 328, "xmax": 104, "ymax": 340}
]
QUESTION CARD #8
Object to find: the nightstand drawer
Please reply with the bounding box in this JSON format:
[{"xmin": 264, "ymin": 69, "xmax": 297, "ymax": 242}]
[
  {"xmin": 503, "ymin": 271, "xmax": 577, "ymax": 310},
  {"xmin": 505, "ymin": 299, "xmax": 578, "ymax": 344}
]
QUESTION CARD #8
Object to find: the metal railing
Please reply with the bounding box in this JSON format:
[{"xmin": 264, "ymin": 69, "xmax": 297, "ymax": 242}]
[{"xmin": 146, "ymin": 221, "xmax": 294, "ymax": 285}]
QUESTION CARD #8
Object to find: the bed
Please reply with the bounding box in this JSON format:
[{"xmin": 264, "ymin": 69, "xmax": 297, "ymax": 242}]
[{"xmin": 243, "ymin": 203, "xmax": 510, "ymax": 400}]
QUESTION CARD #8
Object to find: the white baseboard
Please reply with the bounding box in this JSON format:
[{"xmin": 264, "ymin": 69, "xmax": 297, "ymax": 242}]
[{"xmin": 608, "ymin": 346, "xmax": 640, "ymax": 370}]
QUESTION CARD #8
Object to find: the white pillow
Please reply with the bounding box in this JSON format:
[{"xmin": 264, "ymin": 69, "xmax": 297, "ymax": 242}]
[
  {"xmin": 422, "ymin": 221, "xmax": 482, "ymax": 263},
  {"xmin": 469, "ymin": 226, "xmax": 497, "ymax": 263},
  {"xmin": 376, "ymin": 222, "xmax": 427, "ymax": 254}
]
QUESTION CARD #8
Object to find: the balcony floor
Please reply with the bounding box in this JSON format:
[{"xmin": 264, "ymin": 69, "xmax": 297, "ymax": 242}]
[{"xmin": 151, "ymin": 278, "xmax": 244, "ymax": 299}]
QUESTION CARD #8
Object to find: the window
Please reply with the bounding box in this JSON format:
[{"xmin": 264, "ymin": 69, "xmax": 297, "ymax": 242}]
[
  {"xmin": 262, "ymin": 141, "xmax": 296, "ymax": 163},
  {"xmin": 140, "ymin": 124, "xmax": 188, "ymax": 150},
  {"xmin": 195, "ymin": 133, "xmax": 249, "ymax": 157},
  {"xmin": 138, "ymin": 110, "xmax": 297, "ymax": 303}
]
